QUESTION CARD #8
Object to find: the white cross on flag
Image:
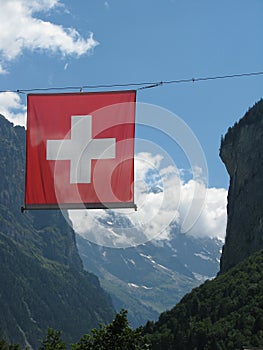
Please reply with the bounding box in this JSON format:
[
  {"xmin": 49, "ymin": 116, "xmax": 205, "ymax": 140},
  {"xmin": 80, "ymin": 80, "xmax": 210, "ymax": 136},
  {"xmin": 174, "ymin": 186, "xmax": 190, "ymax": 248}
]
[{"xmin": 24, "ymin": 91, "xmax": 136, "ymax": 210}]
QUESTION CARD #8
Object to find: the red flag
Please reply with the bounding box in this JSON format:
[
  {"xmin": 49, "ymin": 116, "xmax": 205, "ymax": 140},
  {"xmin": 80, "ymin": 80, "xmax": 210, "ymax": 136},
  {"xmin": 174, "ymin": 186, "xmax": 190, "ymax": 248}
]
[{"xmin": 24, "ymin": 91, "xmax": 136, "ymax": 210}]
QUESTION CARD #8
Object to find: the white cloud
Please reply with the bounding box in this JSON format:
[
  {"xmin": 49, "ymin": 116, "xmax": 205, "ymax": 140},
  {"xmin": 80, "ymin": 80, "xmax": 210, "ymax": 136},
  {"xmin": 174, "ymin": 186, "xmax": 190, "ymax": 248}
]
[
  {"xmin": 104, "ymin": 1, "xmax": 110, "ymax": 10},
  {"xmin": 0, "ymin": 63, "xmax": 8, "ymax": 74},
  {"xmin": 0, "ymin": 0, "xmax": 98, "ymax": 72},
  {"xmin": 0, "ymin": 92, "xmax": 27, "ymax": 126},
  {"xmin": 179, "ymin": 181, "xmax": 227, "ymax": 240},
  {"xmin": 69, "ymin": 152, "xmax": 227, "ymax": 248}
]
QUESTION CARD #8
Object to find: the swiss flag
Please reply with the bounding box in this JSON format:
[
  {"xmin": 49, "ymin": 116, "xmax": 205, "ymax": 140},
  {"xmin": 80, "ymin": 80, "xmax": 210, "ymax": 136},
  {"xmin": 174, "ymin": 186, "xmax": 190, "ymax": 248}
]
[{"xmin": 24, "ymin": 91, "xmax": 136, "ymax": 210}]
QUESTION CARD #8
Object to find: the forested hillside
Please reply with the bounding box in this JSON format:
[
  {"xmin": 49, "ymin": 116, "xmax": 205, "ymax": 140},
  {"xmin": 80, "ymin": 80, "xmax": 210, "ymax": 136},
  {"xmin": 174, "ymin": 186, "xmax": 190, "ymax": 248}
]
[
  {"xmin": 0, "ymin": 115, "xmax": 115, "ymax": 348},
  {"xmin": 144, "ymin": 249, "xmax": 263, "ymax": 350}
]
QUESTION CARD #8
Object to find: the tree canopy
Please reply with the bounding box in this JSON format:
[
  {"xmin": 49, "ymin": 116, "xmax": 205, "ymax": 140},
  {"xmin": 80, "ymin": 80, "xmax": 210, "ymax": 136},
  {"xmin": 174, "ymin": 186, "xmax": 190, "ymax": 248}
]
[
  {"xmin": 143, "ymin": 249, "xmax": 263, "ymax": 350},
  {"xmin": 0, "ymin": 310, "xmax": 150, "ymax": 350}
]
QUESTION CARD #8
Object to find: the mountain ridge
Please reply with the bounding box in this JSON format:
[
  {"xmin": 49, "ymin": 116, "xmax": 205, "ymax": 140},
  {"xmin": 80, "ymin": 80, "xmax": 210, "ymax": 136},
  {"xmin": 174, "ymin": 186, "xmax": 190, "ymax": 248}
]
[
  {"xmin": 77, "ymin": 212, "xmax": 222, "ymax": 327},
  {"xmin": 0, "ymin": 114, "xmax": 115, "ymax": 348}
]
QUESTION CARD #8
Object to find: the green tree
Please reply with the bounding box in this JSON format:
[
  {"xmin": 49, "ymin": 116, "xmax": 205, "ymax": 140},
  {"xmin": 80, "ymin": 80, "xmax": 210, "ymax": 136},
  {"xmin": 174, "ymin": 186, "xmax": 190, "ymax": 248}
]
[
  {"xmin": 0, "ymin": 340, "xmax": 21, "ymax": 350},
  {"xmin": 71, "ymin": 309, "xmax": 150, "ymax": 350},
  {"xmin": 39, "ymin": 328, "xmax": 66, "ymax": 350}
]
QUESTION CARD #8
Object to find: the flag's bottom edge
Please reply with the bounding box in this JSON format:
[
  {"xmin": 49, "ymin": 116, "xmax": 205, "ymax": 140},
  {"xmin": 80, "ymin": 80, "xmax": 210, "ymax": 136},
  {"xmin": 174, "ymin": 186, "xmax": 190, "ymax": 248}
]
[{"xmin": 21, "ymin": 202, "xmax": 137, "ymax": 211}]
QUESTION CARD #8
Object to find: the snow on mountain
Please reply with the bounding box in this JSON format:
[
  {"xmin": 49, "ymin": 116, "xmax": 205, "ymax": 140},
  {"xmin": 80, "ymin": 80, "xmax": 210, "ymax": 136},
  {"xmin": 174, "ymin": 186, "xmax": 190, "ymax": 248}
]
[
  {"xmin": 76, "ymin": 210, "xmax": 223, "ymax": 327},
  {"xmin": 72, "ymin": 152, "xmax": 226, "ymax": 327}
]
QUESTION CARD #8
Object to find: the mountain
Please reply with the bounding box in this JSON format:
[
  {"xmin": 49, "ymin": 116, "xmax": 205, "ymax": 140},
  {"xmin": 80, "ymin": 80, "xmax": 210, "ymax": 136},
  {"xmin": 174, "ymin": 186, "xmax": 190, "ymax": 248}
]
[
  {"xmin": 143, "ymin": 249, "xmax": 263, "ymax": 350},
  {"xmin": 220, "ymin": 99, "xmax": 263, "ymax": 272},
  {"xmin": 142, "ymin": 99, "xmax": 263, "ymax": 349},
  {"xmin": 76, "ymin": 211, "xmax": 222, "ymax": 328},
  {"xmin": 0, "ymin": 115, "xmax": 115, "ymax": 348}
]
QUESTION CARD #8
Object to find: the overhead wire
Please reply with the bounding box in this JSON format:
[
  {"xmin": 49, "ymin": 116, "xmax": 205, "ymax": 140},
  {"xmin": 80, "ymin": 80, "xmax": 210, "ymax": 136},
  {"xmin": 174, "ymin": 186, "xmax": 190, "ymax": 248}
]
[{"xmin": 0, "ymin": 70, "xmax": 262, "ymax": 94}]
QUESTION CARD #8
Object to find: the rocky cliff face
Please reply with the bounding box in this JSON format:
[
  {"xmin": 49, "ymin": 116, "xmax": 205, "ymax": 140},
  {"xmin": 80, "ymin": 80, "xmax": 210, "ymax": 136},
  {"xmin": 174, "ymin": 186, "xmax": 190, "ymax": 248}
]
[
  {"xmin": 220, "ymin": 99, "xmax": 263, "ymax": 273},
  {"xmin": 0, "ymin": 115, "xmax": 115, "ymax": 348}
]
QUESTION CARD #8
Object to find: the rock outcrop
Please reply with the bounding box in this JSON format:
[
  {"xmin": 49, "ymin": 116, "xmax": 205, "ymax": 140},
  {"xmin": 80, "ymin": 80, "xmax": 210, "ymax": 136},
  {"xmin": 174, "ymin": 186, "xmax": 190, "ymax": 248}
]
[{"xmin": 220, "ymin": 99, "xmax": 263, "ymax": 273}]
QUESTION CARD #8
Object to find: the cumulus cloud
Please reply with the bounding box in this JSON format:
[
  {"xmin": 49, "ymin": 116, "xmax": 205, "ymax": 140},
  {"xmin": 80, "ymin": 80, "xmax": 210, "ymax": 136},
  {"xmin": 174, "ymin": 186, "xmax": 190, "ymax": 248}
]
[
  {"xmin": 0, "ymin": 92, "xmax": 27, "ymax": 126},
  {"xmin": 0, "ymin": 0, "xmax": 98, "ymax": 72},
  {"xmin": 178, "ymin": 181, "xmax": 227, "ymax": 240},
  {"xmin": 69, "ymin": 152, "xmax": 227, "ymax": 248}
]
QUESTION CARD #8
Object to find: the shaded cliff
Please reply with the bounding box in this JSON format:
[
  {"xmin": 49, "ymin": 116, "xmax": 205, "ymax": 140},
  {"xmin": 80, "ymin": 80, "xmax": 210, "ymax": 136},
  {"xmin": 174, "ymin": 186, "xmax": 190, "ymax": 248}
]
[
  {"xmin": 0, "ymin": 115, "xmax": 115, "ymax": 348},
  {"xmin": 143, "ymin": 99, "xmax": 263, "ymax": 350},
  {"xmin": 220, "ymin": 98, "xmax": 263, "ymax": 273}
]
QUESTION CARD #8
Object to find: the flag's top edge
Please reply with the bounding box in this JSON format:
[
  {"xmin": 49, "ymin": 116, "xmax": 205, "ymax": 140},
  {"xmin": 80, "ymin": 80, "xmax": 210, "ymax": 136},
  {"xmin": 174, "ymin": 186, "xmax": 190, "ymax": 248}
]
[{"xmin": 27, "ymin": 90, "xmax": 137, "ymax": 97}]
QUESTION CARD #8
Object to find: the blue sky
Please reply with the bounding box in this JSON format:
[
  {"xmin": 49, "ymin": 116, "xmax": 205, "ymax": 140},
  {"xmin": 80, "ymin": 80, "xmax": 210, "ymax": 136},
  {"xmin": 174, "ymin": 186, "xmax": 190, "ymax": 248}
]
[
  {"xmin": 0, "ymin": 0, "xmax": 262, "ymax": 188},
  {"xmin": 0, "ymin": 0, "xmax": 262, "ymax": 240}
]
